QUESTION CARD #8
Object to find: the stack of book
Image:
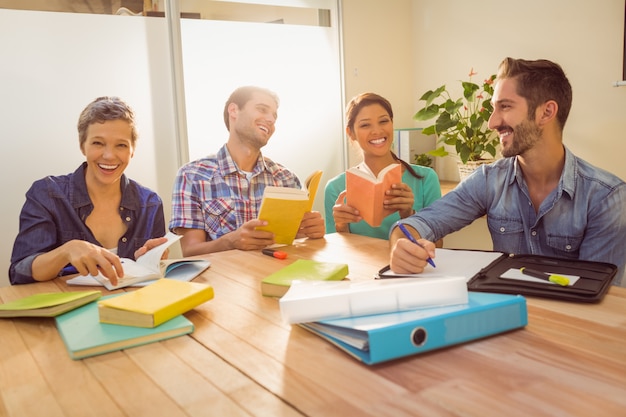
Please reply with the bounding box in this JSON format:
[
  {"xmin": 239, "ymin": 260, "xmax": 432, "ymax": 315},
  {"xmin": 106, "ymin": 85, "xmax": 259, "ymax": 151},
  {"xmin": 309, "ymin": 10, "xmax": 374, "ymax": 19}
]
[
  {"xmin": 0, "ymin": 279, "xmax": 214, "ymax": 360},
  {"xmin": 56, "ymin": 279, "xmax": 214, "ymax": 359}
]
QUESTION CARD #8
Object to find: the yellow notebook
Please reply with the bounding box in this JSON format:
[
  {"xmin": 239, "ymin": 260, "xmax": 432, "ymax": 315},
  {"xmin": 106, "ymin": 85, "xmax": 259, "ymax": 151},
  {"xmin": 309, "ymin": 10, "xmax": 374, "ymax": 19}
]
[
  {"xmin": 97, "ymin": 279, "xmax": 214, "ymax": 328},
  {"xmin": 256, "ymin": 170, "xmax": 323, "ymax": 245}
]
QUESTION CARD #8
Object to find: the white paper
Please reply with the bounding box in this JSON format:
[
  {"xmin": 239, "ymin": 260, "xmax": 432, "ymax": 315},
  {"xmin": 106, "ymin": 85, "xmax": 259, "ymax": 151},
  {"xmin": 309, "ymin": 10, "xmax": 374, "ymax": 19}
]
[
  {"xmin": 378, "ymin": 249, "xmax": 504, "ymax": 282},
  {"xmin": 500, "ymin": 268, "xmax": 580, "ymax": 286}
]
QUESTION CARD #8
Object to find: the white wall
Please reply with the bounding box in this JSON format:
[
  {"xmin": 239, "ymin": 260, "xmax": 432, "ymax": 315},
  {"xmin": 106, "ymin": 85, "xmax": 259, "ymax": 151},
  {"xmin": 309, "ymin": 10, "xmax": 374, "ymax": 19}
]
[
  {"xmin": 411, "ymin": 0, "xmax": 626, "ymax": 183},
  {"xmin": 342, "ymin": 0, "xmax": 626, "ymax": 182},
  {"xmin": 341, "ymin": 0, "xmax": 417, "ymax": 166}
]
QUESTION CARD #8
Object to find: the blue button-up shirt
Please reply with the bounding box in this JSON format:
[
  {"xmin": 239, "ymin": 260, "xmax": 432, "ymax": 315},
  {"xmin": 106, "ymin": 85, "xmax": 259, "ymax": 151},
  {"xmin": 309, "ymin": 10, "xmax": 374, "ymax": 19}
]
[
  {"xmin": 399, "ymin": 147, "xmax": 626, "ymax": 285},
  {"xmin": 9, "ymin": 163, "xmax": 165, "ymax": 285}
]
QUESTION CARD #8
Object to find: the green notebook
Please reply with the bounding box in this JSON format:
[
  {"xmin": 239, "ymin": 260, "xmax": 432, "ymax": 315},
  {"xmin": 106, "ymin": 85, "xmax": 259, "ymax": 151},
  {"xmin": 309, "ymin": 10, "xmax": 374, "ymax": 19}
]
[
  {"xmin": 0, "ymin": 291, "xmax": 101, "ymax": 318},
  {"xmin": 261, "ymin": 259, "xmax": 349, "ymax": 298},
  {"xmin": 55, "ymin": 294, "xmax": 194, "ymax": 360}
]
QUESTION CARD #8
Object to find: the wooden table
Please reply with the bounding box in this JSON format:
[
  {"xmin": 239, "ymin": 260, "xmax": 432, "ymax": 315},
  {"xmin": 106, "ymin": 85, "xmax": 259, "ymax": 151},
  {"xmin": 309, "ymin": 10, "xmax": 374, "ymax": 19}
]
[{"xmin": 1, "ymin": 233, "xmax": 625, "ymax": 417}]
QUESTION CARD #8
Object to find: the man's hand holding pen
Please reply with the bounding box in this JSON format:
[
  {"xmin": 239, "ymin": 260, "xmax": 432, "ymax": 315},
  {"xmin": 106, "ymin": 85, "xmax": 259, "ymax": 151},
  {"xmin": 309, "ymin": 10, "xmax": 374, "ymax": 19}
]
[{"xmin": 389, "ymin": 223, "xmax": 437, "ymax": 274}]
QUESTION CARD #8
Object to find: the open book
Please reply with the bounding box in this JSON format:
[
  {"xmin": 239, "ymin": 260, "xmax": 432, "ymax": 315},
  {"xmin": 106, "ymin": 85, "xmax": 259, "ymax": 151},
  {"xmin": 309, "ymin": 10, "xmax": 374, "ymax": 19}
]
[
  {"xmin": 346, "ymin": 163, "xmax": 401, "ymax": 227},
  {"xmin": 66, "ymin": 232, "xmax": 211, "ymax": 290},
  {"xmin": 256, "ymin": 170, "xmax": 323, "ymax": 245}
]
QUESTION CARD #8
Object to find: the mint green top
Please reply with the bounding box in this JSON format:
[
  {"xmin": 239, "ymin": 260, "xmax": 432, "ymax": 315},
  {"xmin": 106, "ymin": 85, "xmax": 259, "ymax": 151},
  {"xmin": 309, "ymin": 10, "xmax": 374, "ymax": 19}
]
[{"xmin": 324, "ymin": 164, "xmax": 441, "ymax": 240}]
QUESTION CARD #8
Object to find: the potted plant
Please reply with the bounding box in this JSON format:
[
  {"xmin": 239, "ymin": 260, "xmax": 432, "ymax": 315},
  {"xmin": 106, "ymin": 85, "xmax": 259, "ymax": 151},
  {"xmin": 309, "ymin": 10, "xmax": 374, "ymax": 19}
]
[
  {"xmin": 413, "ymin": 153, "xmax": 433, "ymax": 168},
  {"xmin": 414, "ymin": 69, "xmax": 499, "ymax": 180}
]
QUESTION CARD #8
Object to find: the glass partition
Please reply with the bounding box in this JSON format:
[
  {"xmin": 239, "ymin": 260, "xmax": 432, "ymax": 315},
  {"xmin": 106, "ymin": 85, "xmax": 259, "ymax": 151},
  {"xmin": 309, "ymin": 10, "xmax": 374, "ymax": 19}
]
[
  {"xmin": 154, "ymin": 0, "xmax": 331, "ymax": 26},
  {"xmin": 0, "ymin": 0, "xmax": 146, "ymax": 15},
  {"xmin": 173, "ymin": 0, "xmax": 346, "ymax": 211}
]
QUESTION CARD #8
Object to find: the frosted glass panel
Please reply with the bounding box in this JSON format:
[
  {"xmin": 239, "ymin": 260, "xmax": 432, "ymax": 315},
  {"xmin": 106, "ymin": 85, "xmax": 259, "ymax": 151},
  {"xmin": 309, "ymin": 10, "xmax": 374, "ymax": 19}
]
[
  {"xmin": 179, "ymin": 12, "xmax": 344, "ymax": 210},
  {"xmin": 176, "ymin": 0, "xmax": 329, "ymax": 26}
]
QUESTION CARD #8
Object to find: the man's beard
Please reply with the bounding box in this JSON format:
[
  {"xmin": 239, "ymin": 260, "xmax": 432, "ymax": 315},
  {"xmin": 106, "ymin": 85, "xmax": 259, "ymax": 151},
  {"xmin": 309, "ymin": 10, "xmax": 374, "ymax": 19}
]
[{"xmin": 501, "ymin": 118, "xmax": 542, "ymax": 158}]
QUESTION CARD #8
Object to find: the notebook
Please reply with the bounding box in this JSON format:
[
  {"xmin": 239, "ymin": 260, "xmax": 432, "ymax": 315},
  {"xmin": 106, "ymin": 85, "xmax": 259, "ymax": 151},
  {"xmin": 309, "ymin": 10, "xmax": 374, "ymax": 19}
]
[{"xmin": 55, "ymin": 294, "xmax": 194, "ymax": 360}]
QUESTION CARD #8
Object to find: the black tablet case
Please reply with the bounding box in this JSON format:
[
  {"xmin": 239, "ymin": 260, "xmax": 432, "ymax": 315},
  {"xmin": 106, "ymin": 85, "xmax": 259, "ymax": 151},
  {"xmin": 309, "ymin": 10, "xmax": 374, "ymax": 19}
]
[{"xmin": 467, "ymin": 253, "xmax": 617, "ymax": 303}]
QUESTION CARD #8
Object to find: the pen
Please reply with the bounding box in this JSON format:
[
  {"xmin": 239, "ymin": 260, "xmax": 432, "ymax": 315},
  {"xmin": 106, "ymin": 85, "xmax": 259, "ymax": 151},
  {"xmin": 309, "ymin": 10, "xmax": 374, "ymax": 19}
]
[
  {"xmin": 59, "ymin": 265, "xmax": 78, "ymax": 276},
  {"xmin": 520, "ymin": 267, "xmax": 569, "ymax": 286},
  {"xmin": 262, "ymin": 248, "xmax": 288, "ymax": 260},
  {"xmin": 396, "ymin": 222, "xmax": 436, "ymax": 268}
]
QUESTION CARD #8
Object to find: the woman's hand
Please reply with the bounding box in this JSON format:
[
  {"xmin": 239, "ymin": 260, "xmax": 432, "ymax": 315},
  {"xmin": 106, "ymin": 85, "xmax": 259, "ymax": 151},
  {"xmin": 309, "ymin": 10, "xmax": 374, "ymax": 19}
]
[
  {"xmin": 60, "ymin": 240, "xmax": 124, "ymax": 285},
  {"xmin": 134, "ymin": 236, "xmax": 169, "ymax": 260},
  {"xmin": 332, "ymin": 190, "xmax": 361, "ymax": 233},
  {"xmin": 384, "ymin": 183, "xmax": 415, "ymax": 219}
]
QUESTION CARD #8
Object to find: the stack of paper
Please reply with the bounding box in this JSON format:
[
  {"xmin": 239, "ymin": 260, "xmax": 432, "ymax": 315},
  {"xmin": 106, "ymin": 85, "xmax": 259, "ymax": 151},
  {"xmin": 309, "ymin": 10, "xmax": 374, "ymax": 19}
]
[{"xmin": 279, "ymin": 275, "xmax": 468, "ymax": 324}]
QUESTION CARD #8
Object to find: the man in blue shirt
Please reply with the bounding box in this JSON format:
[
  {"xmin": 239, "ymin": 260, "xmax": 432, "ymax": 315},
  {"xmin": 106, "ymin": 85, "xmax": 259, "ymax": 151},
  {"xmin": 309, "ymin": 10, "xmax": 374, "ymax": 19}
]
[{"xmin": 390, "ymin": 58, "xmax": 626, "ymax": 285}]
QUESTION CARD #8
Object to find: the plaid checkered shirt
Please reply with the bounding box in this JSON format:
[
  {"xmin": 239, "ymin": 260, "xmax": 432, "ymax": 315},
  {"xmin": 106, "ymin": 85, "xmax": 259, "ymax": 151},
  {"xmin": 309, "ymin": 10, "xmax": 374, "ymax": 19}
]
[{"xmin": 169, "ymin": 144, "xmax": 302, "ymax": 240}]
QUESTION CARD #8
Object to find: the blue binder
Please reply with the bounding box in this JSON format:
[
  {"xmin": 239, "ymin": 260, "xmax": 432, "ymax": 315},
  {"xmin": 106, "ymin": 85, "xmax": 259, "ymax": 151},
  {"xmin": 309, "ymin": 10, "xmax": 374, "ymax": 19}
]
[{"xmin": 300, "ymin": 292, "xmax": 527, "ymax": 365}]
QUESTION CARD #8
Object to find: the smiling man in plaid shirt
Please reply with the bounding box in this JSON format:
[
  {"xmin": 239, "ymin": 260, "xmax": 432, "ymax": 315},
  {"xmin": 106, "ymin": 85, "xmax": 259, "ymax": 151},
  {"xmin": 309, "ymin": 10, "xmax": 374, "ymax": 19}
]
[{"xmin": 169, "ymin": 86, "xmax": 325, "ymax": 256}]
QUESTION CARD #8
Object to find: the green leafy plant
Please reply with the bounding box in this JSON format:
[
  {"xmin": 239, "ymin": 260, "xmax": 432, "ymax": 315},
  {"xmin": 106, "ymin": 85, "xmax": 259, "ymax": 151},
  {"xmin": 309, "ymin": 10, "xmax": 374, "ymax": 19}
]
[
  {"xmin": 413, "ymin": 153, "xmax": 433, "ymax": 167},
  {"xmin": 414, "ymin": 69, "xmax": 499, "ymax": 164}
]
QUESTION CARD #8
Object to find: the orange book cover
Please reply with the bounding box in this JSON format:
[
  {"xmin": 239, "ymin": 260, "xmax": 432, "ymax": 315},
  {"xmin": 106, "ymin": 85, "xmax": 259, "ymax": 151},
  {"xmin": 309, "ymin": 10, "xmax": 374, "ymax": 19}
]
[{"xmin": 346, "ymin": 163, "xmax": 401, "ymax": 227}]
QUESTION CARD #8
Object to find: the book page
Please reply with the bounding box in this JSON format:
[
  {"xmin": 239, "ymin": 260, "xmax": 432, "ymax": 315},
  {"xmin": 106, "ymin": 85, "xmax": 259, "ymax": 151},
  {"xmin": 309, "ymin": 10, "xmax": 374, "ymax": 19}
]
[
  {"xmin": 304, "ymin": 170, "xmax": 323, "ymax": 211},
  {"xmin": 346, "ymin": 163, "xmax": 400, "ymax": 183},
  {"xmin": 262, "ymin": 186, "xmax": 308, "ymax": 200},
  {"xmin": 135, "ymin": 232, "xmax": 182, "ymax": 273}
]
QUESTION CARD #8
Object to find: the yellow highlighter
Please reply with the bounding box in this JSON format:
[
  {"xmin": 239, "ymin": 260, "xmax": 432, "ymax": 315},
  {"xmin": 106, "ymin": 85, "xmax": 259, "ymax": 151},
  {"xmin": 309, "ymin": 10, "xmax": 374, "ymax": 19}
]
[{"xmin": 520, "ymin": 267, "xmax": 570, "ymax": 286}]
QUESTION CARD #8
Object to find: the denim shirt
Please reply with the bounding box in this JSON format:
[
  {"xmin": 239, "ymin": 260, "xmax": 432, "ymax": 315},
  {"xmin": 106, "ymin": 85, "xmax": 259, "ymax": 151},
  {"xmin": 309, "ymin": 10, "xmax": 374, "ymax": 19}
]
[
  {"xmin": 398, "ymin": 147, "xmax": 626, "ymax": 285},
  {"xmin": 9, "ymin": 163, "xmax": 166, "ymax": 285}
]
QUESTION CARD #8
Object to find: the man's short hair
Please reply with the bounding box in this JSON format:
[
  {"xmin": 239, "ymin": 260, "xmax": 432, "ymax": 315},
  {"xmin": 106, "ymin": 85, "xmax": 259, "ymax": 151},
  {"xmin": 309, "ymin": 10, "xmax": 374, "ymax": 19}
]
[
  {"xmin": 497, "ymin": 57, "xmax": 573, "ymax": 131},
  {"xmin": 223, "ymin": 86, "xmax": 280, "ymax": 130}
]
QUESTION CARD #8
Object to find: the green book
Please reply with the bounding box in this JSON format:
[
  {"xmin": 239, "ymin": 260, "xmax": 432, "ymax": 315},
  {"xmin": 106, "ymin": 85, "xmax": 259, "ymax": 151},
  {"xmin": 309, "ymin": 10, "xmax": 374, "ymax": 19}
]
[
  {"xmin": 55, "ymin": 294, "xmax": 194, "ymax": 360},
  {"xmin": 261, "ymin": 259, "xmax": 349, "ymax": 298},
  {"xmin": 0, "ymin": 291, "xmax": 101, "ymax": 318}
]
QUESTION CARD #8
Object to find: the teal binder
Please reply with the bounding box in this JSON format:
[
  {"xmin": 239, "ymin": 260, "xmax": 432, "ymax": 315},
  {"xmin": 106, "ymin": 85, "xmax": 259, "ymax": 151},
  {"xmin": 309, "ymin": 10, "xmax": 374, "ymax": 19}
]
[{"xmin": 300, "ymin": 292, "xmax": 527, "ymax": 365}]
